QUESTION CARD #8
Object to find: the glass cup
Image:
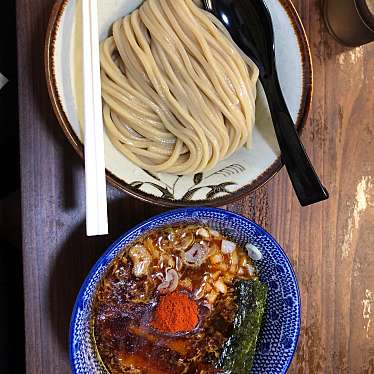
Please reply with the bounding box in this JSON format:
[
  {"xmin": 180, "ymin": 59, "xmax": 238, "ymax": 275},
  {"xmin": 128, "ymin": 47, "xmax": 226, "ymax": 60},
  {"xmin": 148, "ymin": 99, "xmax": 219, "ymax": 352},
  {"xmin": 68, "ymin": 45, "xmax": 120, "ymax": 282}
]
[{"xmin": 323, "ymin": 0, "xmax": 374, "ymax": 46}]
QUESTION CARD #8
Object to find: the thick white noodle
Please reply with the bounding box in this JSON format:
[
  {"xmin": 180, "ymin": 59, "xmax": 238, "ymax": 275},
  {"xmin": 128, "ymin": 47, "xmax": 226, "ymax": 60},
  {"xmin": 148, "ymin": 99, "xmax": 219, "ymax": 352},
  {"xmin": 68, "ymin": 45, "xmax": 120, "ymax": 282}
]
[{"xmin": 100, "ymin": 0, "xmax": 259, "ymax": 174}]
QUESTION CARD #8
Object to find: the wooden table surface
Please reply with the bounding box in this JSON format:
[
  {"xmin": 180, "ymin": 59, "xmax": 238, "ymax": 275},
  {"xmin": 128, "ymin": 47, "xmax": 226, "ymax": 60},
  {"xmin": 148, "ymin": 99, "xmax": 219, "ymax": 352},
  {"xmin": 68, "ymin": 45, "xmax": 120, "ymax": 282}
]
[{"xmin": 16, "ymin": 0, "xmax": 374, "ymax": 373}]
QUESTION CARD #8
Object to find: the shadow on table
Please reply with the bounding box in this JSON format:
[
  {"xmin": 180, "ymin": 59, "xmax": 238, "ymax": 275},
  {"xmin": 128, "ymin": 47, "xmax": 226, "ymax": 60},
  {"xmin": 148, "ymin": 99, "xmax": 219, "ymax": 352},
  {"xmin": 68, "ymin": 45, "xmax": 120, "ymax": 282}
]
[{"xmin": 48, "ymin": 196, "xmax": 166, "ymax": 360}]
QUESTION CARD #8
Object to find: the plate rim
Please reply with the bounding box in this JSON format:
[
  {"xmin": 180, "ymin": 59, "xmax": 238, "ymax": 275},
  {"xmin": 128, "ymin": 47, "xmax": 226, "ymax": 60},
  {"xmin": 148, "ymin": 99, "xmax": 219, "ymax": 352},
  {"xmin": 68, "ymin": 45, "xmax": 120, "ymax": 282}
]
[
  {"xmin": 45, "ymin": 0, "xmax": 313, "ymax": 207},
  {"xmin": 69, "ymin": 207, "xmax": 301, "ymax": 374}
]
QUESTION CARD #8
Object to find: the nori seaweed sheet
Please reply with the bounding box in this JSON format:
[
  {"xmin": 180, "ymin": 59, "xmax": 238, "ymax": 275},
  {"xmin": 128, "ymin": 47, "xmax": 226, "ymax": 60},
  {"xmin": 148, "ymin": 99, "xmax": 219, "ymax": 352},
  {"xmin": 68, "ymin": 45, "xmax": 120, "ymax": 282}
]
[{"xmin": 217, "ymin": 280, "xmax": 268, "ymax": 374}]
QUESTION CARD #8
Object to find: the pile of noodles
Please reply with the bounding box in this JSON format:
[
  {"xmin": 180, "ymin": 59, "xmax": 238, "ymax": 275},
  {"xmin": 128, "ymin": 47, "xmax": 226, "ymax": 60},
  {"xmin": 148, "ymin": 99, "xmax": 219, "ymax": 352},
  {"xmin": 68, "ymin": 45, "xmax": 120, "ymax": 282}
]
[{"xmin": 100, "ymin": 0, "xmax": 259, "ymax": 174}]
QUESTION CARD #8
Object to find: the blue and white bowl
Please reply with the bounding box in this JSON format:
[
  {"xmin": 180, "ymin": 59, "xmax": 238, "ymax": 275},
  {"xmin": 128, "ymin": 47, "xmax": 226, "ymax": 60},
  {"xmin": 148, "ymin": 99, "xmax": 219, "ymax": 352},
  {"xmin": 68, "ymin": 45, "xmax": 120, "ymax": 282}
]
[{"xmin": 70, "ymin": 208, "xmax": 301, "ymax": 374}]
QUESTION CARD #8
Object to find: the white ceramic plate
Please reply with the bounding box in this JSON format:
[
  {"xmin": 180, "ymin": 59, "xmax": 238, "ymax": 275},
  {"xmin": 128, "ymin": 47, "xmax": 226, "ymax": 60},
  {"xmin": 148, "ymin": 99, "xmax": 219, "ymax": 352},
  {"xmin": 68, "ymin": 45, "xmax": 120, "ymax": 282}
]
[{"xmin": 45, "ymin": 0, "xmax": 312, "ymax": 206}]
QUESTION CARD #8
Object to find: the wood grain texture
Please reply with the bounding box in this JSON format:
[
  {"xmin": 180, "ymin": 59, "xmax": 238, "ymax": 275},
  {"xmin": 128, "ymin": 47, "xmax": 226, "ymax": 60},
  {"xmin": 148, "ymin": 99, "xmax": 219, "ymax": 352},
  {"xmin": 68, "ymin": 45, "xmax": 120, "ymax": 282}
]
[
  {"xmin": 16, "ymin": 0, "xmax": 374, "ymax": 373},
  {"xmin": 266, "ymin": 1, "xmax": 374, "ymax": 373}
]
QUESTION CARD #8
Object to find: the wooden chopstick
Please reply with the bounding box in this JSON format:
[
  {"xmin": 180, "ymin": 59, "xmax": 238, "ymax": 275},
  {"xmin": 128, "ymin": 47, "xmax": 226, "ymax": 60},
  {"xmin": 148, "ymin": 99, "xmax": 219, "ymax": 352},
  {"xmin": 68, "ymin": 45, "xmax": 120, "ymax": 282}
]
[{"xmin": 82, "ymin": 0, "xmax": 108, "ymax": 236}]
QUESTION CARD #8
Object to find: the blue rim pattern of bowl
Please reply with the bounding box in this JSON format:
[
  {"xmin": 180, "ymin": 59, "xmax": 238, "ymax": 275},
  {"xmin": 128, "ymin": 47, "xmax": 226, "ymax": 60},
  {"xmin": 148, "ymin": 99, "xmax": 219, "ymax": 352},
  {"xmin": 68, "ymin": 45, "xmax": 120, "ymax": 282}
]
[{"xmin": 69, "ymin": 207, "xmax": 301, "ymax": 374}]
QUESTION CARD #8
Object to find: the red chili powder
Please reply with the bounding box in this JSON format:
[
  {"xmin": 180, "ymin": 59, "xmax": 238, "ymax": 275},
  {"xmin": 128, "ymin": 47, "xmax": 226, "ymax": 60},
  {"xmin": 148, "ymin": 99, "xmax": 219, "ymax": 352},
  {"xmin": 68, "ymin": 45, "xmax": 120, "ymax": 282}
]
[{"xmin": 151, "ymin": 291, "xmax": 198, "ymax": 333}]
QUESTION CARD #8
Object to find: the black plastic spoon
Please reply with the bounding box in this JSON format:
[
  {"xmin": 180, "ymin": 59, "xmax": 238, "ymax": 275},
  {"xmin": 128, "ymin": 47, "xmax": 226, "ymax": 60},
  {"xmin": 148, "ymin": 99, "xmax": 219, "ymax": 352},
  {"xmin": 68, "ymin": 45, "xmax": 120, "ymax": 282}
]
[{"xmin": 203, "ymin": 0, "xmax": 329, "ymax": 206}]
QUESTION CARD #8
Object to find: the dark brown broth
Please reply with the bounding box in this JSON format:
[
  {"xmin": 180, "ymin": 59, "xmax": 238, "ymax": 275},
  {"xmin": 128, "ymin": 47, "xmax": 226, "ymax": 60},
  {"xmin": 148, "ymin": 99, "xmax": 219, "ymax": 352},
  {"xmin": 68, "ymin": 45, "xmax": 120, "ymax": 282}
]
[{"xmin": 92, "ymin": 225, "xmax": 255, "ymax": 374}]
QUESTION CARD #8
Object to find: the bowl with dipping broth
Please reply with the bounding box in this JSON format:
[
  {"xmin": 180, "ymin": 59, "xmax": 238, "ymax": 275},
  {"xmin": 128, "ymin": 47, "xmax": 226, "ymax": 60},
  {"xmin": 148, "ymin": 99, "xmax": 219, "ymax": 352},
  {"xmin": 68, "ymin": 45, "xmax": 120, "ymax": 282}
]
[{"xmin": 70, "ymin": 207, "xmax": 301, "ymax": 374}]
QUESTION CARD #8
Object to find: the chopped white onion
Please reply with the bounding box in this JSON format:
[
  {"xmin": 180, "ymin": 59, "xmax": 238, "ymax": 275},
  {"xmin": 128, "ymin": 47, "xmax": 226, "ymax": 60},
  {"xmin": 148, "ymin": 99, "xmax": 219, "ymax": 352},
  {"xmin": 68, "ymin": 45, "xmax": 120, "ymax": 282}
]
[
  {"xmin": 207, "ymin": 290, "xmax": 219, "ymax": 304},
  {"xmin": 129, "ymin": 244, "xmax": 151, "ymax": 277},
  {"xmin": 196, "ymin": 228, "xmax": 210, "ymax": 238},
  {"xmin": 245, "ymin": 243, "xmax": 263, "ymax": 261},
  {"xmin": 221, "ymin": 240, "xmax": 236, "ymax": 254},
  {"xmin": 214, "ymin": 279, "xmax": 227, "ymax": 294}
]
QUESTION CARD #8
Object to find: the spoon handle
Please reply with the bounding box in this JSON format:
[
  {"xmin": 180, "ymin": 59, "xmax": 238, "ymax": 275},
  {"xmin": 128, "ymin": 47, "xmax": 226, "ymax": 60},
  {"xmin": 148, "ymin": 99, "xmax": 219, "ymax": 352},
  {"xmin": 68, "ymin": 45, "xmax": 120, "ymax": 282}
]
[{"xmin": 261, "ymin": 70, "xmax": 329, "ymax": 206}]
